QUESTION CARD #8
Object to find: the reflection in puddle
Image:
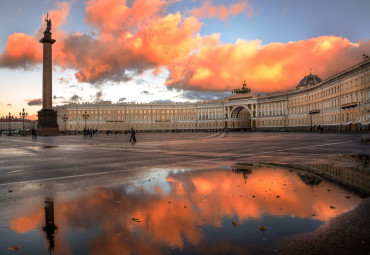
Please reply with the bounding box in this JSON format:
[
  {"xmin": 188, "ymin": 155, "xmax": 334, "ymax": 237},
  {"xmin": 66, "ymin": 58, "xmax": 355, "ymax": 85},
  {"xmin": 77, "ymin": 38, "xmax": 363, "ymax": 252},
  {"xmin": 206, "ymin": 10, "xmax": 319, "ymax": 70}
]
[
  {"xmin": 43, "ymin": 198, "xmax": 57, "ymax": 254},
  {"xmin": 288, "ymin": 154, "xmax": 370, "ymax": 195},
  {"xmin": 1, "ymin": 164, "xmax": 365, "ymax": 255}
]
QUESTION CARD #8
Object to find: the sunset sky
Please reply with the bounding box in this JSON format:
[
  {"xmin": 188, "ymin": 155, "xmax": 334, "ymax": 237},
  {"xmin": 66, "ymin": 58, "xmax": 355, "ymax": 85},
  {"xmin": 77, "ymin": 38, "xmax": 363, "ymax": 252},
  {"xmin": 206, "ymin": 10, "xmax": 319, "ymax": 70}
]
[{"xmin": 0, "ymin": 0, "xmax": 369, "ymax": 119}]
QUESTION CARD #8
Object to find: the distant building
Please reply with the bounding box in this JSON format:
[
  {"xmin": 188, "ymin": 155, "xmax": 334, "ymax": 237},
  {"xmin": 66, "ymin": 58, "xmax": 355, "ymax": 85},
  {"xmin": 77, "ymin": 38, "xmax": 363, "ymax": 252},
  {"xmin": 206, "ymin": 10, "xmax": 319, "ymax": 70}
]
[
  {"xmin": 55, "ymin": 58, "xmax": 370, "ymax": 133},
  {"xmin": 0, "ymin": 117, "xmax": 35, "ymax": 132}
]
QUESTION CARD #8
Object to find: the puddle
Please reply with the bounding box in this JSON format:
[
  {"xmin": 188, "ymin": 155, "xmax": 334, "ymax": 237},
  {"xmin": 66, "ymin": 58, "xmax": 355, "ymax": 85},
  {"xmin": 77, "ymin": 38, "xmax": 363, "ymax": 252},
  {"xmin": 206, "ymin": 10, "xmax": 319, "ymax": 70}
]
[
  {"xmin": 0, "ymin": 163, "xmax": 367, "ymax": 255},
  {"xmin": 274, "ymin": 154, "xmax": 370, "ymax": 195},
  {"xmin": 42, "ymin": 146, "xmax": 58, "ymax": 149}
]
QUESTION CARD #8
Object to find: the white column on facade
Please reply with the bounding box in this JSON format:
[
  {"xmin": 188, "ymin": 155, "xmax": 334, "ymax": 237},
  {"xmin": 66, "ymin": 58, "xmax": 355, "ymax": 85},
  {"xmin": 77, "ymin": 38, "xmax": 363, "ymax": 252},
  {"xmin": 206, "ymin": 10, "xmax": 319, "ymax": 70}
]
[
  {"xmin": 227, "ymin": 106, "xmax": 230, "ymax": 119},
  {"xmin": 268, "ymin": 104, "xmax": 270, "ymax": 116},
  {"xmin": 285, "ymin": 102, "xmax": 287, "ymax": 115},
  {"xmin": 251, "ymin": 104, "xmax": 254, "ymax": 117},
  {"xmin": 278, "ymin": 102, "xmax": 281, "ymax": 115},
  {"xmin": 256, "ymin": 104, "xmax": 258, "ymax": 117},
  {"xmin": 207, "ymin": 108, "xmax": 210, "ymax": 119}
]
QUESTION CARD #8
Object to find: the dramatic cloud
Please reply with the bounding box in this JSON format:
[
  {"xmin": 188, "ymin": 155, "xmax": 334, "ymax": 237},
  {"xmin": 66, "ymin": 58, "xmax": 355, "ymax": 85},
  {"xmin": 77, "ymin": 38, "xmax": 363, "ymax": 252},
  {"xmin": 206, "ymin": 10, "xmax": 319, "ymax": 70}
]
[
  {"xmin": 0, "ymin": 2, "xmax": 70, "ymax": 69},
  {"xmin": 118, "ymin": 97, "xmax": 127, "ymax": 102},
  {"xmin": 180, "ymin": 91, "xmax": 230, "ymax": 101},
  {"xmin": 0, "ymin": 33, "xmax": 42, "ymax": 68},
  {"xmin": 190, "ymin": 0, "xmax": 253, "ymax": 20},
  {"xmin": 26, "ymin": 98, "xmax": 43, "ymax": 106},
  {"xmin": 1, "ymin": 0, "xmax": 369, "ymax": 94},
  {"xmin": 150, "ymin": 99, "xmax": 173, "ymax": 103},
  {"xmin": 141, "ymin": 90, "xmax": 151, "ymax": 95},
  {"xmin": 70, "ymin": 95, "xmax": 82, "ymax": 102},
  {"xmin": 166, "ymin": 36, "xmax": 370, "ymax": 92}
]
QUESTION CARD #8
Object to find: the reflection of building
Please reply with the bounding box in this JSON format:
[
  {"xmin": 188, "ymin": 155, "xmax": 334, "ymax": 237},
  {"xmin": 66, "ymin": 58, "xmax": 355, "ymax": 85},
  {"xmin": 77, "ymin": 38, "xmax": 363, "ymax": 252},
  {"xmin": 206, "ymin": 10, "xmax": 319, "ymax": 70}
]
[
  {"xmin": 55, "ymin": 59, "xmax": 370, "ymax": 133},
  {"xmin": 42, "ymin": 198, "xmax": 57, "ymax": 254},
  {"xmin": 297, "ymin": 172, "xmax": 323, "ymax": 187},
  {"xmin": 300, "ymin": 155, "xmax": 370, "ymax": 195},
  {"xmin": 232, "ymin": 163, "xmax": 255, "ymax": 181}
]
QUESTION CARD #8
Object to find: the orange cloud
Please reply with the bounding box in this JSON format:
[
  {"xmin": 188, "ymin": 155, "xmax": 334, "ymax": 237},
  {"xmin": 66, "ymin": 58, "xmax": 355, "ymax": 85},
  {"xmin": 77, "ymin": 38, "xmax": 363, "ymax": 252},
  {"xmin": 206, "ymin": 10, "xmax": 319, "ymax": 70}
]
[
  {"xmin": 166, "ymin": 36, "xmax": 370, "ymax": 92},
  {"xmin": 10, "ymin": 210, "xmax": 43, "ymax": 233},
  {"xmin": 0, "ymin": 33, "xmax": 42, "ymax": 68},
  {"xmin": 0, "ymin": 2, "xmax": 70, "ymax": 70},
  {"xmin": 190, "ymin": 0, "xmax": 252, "ymax": 20},
  {"xmin": 1, "ymin": 0, "xmax": 369, "ymax": 93}
]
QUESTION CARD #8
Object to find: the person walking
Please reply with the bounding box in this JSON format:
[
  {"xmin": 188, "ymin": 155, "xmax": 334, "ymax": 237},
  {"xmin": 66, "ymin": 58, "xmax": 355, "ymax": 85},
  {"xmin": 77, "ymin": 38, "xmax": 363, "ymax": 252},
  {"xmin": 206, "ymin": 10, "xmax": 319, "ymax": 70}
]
[
  {"xmin": 32, "ymin": 128, "xmax": 37, "ymax": 140},
  {"xmin": 129, "ymin": 127, "xmax": 136, "ymax": 143}
]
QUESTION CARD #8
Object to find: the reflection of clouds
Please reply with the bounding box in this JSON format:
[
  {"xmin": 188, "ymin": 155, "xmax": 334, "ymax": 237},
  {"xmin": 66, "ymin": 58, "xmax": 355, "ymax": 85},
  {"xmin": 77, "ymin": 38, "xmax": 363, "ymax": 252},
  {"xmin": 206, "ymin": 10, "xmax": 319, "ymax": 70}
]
[{"xmin": 9, "ymin": 167, "xmax": 362, "ymax": 254}]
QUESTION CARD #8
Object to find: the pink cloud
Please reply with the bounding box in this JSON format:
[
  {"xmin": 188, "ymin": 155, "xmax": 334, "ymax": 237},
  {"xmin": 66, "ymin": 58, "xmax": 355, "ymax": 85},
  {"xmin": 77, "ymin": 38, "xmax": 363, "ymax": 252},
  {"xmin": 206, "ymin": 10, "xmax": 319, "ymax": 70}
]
[
  {"xmin": 190, "ymin": 0, "xmax": 253, "ymax": 20},
  {"xmin": 0, "ymin": 0, "xmax": 369, "ymax": 94}
]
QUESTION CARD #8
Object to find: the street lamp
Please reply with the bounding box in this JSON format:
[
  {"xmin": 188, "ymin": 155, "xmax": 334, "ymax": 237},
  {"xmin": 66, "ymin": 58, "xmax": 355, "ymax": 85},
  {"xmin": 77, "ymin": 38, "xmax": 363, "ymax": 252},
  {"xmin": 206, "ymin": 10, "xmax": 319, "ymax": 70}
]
[
  {"xmin": 19, "ymin": 108, "xmax": 28, "ymax": 134},
  {"xmin": 61, "ymin": 114, "xmax": 68, "ymax": 133},
  {"xmin": 6, "ymin": 112, "xmax": 14, "ymax": 136},
  {"xmin": 82, "ymin": 111, "xmax": 89, "ymax": 130}
]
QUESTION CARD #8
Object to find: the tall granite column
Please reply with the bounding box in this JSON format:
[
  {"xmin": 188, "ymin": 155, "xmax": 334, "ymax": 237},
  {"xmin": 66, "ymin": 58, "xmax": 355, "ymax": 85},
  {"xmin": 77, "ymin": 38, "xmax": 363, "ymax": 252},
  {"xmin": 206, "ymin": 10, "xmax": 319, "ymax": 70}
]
[{"xmin": 37, "ymin": 14, "xmax": 59, "ymax": 135}]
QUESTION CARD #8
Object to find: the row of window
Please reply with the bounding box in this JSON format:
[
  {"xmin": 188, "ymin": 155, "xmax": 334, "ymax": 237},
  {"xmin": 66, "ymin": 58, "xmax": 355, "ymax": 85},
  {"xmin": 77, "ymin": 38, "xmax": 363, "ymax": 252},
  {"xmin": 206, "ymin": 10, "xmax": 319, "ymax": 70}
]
[
  {"xmin": 68, "ymin": 108, "xmax": 226, "ymax": 115},
  {"xmin": 69, "ymin": 121, "xmax": 232, "ymax": 130},
  {"xmin": 258, "ymin": 110, "xmax": 364, "ymax": 126},
  {"xmin": 290, "ymin": 74, "xmax": 369, "ymax": 105}
]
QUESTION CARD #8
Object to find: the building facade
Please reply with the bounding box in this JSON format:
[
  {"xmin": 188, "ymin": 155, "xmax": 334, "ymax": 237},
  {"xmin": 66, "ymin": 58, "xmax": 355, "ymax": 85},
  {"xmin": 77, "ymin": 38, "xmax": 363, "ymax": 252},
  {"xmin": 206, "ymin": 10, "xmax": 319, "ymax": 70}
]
[
  {"xmin": 0, "ymin": 118, "xmax": 35, "ymax": 132},
  {"xmin": 55, "ymin": 59, "xmax": 370, "ymax": 133}
]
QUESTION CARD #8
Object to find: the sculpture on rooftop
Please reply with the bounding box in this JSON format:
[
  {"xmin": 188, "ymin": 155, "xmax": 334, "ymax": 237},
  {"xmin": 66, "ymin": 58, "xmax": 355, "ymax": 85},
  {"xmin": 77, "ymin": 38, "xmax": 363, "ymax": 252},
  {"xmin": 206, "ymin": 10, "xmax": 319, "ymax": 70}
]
[{"xmin": 231, "ymin": 81, "xmax": 251, "ymax": 94}]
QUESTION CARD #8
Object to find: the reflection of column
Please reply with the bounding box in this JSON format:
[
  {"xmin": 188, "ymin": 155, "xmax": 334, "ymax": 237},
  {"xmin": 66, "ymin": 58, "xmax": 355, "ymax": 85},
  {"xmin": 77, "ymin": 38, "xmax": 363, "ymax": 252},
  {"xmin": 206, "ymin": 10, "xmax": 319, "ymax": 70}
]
[{"xmin": 42, "ymin": 198, "xmax": 57, "ymax": 254}]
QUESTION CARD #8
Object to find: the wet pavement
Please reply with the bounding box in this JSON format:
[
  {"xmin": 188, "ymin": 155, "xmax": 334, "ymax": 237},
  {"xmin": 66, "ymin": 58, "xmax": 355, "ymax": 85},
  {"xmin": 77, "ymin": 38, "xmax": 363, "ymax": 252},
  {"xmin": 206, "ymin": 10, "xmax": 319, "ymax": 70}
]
[{"xmin": 0, "ymin": 132, "xmax": 369, "ymax": 254}]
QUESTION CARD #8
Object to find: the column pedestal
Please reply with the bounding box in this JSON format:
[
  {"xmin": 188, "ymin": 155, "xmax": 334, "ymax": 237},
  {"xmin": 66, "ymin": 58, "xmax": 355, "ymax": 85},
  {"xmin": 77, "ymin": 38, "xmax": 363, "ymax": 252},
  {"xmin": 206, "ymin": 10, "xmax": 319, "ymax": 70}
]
[{"xmin": 37, "ymin": 109, "xmax": 59, "ymax": 136}]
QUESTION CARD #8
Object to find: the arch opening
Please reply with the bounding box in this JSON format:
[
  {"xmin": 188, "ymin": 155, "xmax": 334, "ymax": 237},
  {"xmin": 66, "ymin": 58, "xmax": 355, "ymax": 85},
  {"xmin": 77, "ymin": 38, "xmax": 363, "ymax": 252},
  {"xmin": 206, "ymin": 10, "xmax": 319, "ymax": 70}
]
[{"xmin": 230, "ymin": 106, "xmax": 251, "ymax": 130}]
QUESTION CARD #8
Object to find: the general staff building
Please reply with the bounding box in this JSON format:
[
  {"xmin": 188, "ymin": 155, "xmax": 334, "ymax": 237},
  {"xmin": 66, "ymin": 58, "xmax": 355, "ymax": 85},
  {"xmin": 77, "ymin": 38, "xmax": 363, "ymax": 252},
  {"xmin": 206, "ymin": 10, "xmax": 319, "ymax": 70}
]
[{"xmin": 55, "ymin": 59, "xmax": 370, "ymax": 132}]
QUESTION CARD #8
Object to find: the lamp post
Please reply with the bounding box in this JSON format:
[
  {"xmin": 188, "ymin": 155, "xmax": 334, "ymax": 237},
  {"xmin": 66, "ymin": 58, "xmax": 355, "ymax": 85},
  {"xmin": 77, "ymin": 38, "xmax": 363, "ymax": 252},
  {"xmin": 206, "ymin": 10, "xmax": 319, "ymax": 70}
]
[
  {"xmin": 19, "ymin": 108, "xmax": 28, "ymax": 134},
  {"xmin": 61, "ymin": 114, "xmax": 68, "ymax": 133},
  {"xmin": 6, "ymin": 112, "xmax": 14, "ymax": 136},
  {"xmin": 82, "ymin": 111, "xmax": 89, "ymax": 130}
]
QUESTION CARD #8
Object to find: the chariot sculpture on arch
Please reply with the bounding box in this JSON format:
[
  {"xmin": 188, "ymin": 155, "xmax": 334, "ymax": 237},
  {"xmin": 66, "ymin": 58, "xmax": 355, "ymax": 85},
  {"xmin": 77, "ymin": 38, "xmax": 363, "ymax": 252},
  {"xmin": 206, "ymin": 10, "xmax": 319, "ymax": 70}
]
[{"xmin": 44, "ymin": 13, "xmax": 52, "ymax": 32}]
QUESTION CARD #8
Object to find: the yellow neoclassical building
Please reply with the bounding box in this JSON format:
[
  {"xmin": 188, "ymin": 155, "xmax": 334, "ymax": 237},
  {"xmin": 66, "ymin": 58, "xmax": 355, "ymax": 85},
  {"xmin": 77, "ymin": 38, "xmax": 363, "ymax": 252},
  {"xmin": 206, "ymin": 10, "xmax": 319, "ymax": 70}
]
[{"xmin": 55, "ymin": 58, "xmax": 370, "ymax": 133}]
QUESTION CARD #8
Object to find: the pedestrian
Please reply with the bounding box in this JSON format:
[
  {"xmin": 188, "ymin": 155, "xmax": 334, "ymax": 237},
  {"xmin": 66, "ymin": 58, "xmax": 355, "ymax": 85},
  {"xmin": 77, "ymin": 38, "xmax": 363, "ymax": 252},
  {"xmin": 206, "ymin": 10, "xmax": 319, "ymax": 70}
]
[
  {"xmin": 32, "ymin": 128, "xmax": 37, "ymax": 140},
  {"xmin": 129, "ymin": 127, "xmax": 136, "ymax": 143}
]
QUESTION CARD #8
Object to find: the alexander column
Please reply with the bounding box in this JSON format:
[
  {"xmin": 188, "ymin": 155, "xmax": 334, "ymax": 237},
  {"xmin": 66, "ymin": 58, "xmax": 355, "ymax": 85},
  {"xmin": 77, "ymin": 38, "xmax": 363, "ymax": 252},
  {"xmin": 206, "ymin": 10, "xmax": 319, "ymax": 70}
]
[{"xmin": 37, "ymin": 13, "xmax": 59, "ymax": 135}]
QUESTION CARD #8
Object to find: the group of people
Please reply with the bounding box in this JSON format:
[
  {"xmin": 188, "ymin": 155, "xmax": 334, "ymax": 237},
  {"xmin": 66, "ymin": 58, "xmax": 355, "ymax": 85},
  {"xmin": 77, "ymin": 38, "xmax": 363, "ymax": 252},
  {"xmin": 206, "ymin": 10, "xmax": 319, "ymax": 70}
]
[
  {"xmin": 82, "ymin": 128, "xmax": 136, "ymax": 143},
  {"xmin": 83, "ymin": 129, "xmax": 98, "ymax": 138}
]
